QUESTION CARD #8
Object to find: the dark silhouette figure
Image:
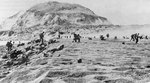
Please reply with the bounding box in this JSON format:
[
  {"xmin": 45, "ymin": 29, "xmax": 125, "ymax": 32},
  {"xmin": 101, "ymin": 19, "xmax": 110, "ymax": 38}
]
[
  {"xmin": 88, "ymin": 37, "xmax": 92, "ymax": 40},
  {"xmin": 48, "ymin": 39, "xmax": 57, "ymax": 44},
  {"xmin": 131, "ymin": 33, "xmax": 140, "ymax": 44},
  {"xmin": 73, "ymin": 33, "xmax": 81, "ymax": 43},
  {"xmin": 114, "ymin": 36, "xmax": 117, "ymax": 40},
  {"xmin": 9, "ymin": 50, "xmax": 23, "ymax": 59},
  {"xmin": 139, "ymin": 36, "xmax": 143, "ymax": 39},
  {"xmin": 100, "ymin": 35, "xmax": 105, "ymax": 40},
  {"xmin": 39, "ymin": 32, "xmax": 44, "ymax": 44},
  {"xmin": 50, "ymin": 45, "xmax": 64, "ymax": 54},
  {"xmin": 77, "ymin": 34, "xmax": 81, "ymax": 42},
  {"xmin": 122, "ymin": 42, "xmax": 125, "ymax": 44},
  {"xmin": 34, "ymin": 39, "xmax": 41, "ymax": 43},
  {"xmin": 78, "ymin": 59, "xmax": 82, "ymax": 63},
  {"xmin": 130, "ymin": 34, "xmax": 136, "ymax": 41},
  {"xmin": 130, "ymin": 33, "xmax": 139, "ymax": 41},
  {"xmin": 106, "ymin": 34, "xmax": 109, "ymax": 38},
  {"xmin": 6, "ymin": 41, "xmax": 13, "ymax": 52},
  {"xmin": 145, "ymin": 36, "xmax": 148, "ymax": 39},
  {"xmin": 135, "ymin": 33, "xmax": 140, "ymax": 44},
  {"xmin": 17, "ymin": 43, "xmax": 25, "ymax": 47}
]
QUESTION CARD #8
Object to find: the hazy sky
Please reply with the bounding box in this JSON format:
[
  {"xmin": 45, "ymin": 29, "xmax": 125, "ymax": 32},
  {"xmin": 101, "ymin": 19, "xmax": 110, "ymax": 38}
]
[{"xmin": 0, "ymin": 0, "xmax": 150, "ymax": 25}]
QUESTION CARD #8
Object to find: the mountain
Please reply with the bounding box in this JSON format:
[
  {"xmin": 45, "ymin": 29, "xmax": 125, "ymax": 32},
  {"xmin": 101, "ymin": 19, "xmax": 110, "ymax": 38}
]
[
  {"xmin": 0, "ymin": 11, "xmax": 25, "ymax": 31},
  {"xmin": 0, "ymin": 1, "xmax": 111, "ymax": 40}
]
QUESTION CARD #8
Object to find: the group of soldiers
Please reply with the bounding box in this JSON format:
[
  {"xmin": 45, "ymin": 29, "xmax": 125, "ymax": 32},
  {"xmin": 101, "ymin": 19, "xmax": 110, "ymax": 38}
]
[
  {"xmin": 130, "ymin": 33, "xmax": 149, "ymax": 44},
  {"xmin": 99, "ymin": 33, "xmax": 150, "ymax": 44},
  {"xmin": 3, "ymin": 32, "xmax": 46, "ymax": 66},
  {"xmin": 72, "ymin": 32, "xmax": 148, "ymax": 44},
  {"xmin": 5, "ymin": 32, "xmax": 45, "ymax": 56},
  {"xmin": 5, "ymin": 31, "xmax": 61, "ymax": 53},
  {"xmin": 130, "ymin": 33, "xmax": 140, "ymax": 44},
  {"xmin": 5, "ymin": 31, "xmax": 149, "ymax": 53}
]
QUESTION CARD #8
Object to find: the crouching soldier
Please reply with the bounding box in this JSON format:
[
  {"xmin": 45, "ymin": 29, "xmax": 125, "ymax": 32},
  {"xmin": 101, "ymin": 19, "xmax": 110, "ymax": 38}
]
[
  {"xmin": 114, "ymin": 36, "xmax": 117, "ymax": 40},
  {"xmin": 100, "ymin": 35, "xmax": 105, "ymax": 40},
  {"xmin": 106, "ymin": 33, "xmax": 109, "ymax": 38}
]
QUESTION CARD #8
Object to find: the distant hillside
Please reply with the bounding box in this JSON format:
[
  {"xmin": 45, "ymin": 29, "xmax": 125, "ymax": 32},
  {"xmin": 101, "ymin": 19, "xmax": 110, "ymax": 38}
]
[{"xmin": 0, "ymin": 1, "xmax": 112, "ymax": 40}]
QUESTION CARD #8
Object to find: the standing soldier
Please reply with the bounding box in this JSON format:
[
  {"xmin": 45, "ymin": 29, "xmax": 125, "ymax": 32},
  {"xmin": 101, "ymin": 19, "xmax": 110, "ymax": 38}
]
[
  {"xmin": 6, "ymin": 41, "xmax": 10, "ymax": 52},
  {"xmin": 77, "ymin": 34, "xmax": 81, "ymax": 42},
  {"xmin": 6, "ymin": 41, "xmax": 13, "ymax": 52},
  {"xmin": 39, "ymin": 32, "xmax": 44, "ymax": 44},
  {"xmin": 73, "ymin": 33, "xmax": 77, "ymax": 42},
  {"xmin": 9, "ymin": 41, "xmax": 13, "ymax": 51}
]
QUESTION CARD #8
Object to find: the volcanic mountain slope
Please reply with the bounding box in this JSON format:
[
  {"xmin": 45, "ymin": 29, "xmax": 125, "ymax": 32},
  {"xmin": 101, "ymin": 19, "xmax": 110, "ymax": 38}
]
[
  {"xmin": 0, "ymin": 11, "xmax": 25, "ymax": 31},
  {"xmin": 1, "ymin": 1, "xmax": 111, "ymax": 34}
]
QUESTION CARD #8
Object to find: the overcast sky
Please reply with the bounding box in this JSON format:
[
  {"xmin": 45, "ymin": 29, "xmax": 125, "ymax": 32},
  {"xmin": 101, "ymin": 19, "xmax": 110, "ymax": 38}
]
[{"xmin": 0, "ymin": 0, "xmax": 150, "ymax": 25}]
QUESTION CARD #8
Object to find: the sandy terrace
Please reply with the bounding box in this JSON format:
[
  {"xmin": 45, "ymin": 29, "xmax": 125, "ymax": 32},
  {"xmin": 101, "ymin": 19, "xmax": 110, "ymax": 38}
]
[{"xmin": 0, "ymin": 38, "xmax": 150, "ymax": 83}]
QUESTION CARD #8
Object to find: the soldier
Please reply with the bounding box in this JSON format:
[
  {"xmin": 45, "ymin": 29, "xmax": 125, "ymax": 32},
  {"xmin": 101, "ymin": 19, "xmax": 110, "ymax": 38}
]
[
  {"xmin": 77, "ymin": 34, "xmax": 81, "ymax": 42},
  {"xmin": 78, "ymin": 58, "xmax": 82, "ymax": 63},
  {"xmin": 6, "ymin": 41, "xmax": 13, "ymax": 52},
  {"xmin": 106, "ymin": 33, "xmax": 109, "ymax": 38},
  {"xmin": 73, "ymin": 33, "xmax": 81, "ymax": 43},
  {"xmin": 114, "ymin": 36, "xmax": 117, "ymax": 40},
  {"xmin": 73, "ymin": 33, "xmax": 77, "ymax": 42},
  {"xmin": 73, "ymin": 33, "xmax": 76, "ymax": 42},
  {"xmin": 135, "ymin": 33, "xmax": 140, "ymax": 44},
  {"xmin": 6, "ymin": 41, "xmax": 10, "ymax": 52},
  {"xmin": 100, "ymin": 35, "xmax": 105, "ymax": 40},
  {"xmin": 145, "ymin": 36, "xmax": 148, "ymax": 39},
  {"xmin": 10, "ymin": 41, "xmax": 13, "ymax": 51},
  {"xmin": 130, "ymin": 34, "xmax": 136, "ymax": 41},
  {"xmin": 39, "ymin": 32, "xmax": 44, "ymax": 44}
]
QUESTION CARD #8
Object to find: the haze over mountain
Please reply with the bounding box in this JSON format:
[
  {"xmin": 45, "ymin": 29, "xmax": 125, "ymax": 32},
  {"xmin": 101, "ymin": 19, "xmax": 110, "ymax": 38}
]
[
  {"xmin": 1, "ymin": 0, "xmax": 150, "ymax": 25},
  {"xmin": 0, "ymin": 1, "xmax": 112, "ymax": 40}
]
